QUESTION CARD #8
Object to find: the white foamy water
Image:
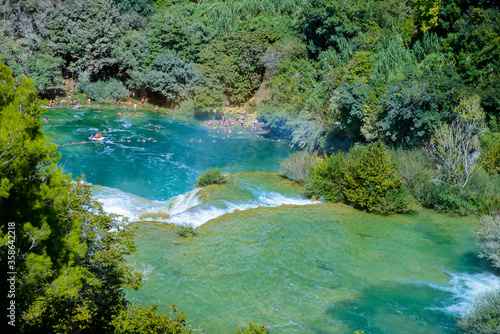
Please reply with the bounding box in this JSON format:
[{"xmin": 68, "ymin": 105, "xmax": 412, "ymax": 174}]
[
  {"xmin": 93, "ymin": 186, "xmax": 320, "ymax": 227},
  {"xmin": 422, "ymin": 272, "xmax": 500, "ymax": 315}
]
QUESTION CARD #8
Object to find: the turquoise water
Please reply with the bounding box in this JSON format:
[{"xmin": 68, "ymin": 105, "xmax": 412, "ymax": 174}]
[
  {"xmin": 43, "ymin": 106, "xmax": 499, "ymax": 333},
  {"xmin": 44, "ymin": 106, "xmax": 293, "ymax": 200}
]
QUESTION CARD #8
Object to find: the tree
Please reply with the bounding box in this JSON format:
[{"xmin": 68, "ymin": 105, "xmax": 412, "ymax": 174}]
[
  {"xmin": 0, "ymin": 62, "xmax": 158, "ymax": 333},
  {"xmin": 343, "ymin": 142, "xmax": 412, "ymax": 213},
  {"xmin": 136, "ymin": 51, "xmax": 201, "ymax": 104},
  {"xmin": 379, "ymin": 65, "xmax": 463, "ymax": 147},
  {"xmin": 46, "ymin": 0, "xmax": 124, "ymax": 78},
  {"xmin": 196, "ymin": 32, "xmax": 267, "ymax": 104},
  {"xmin": 0, "ymin": 62, "xmax": 84, "ymax": 331},
  {"xmin": 426, "ymin": 95, "xmax": 486, "ymax": 188}
]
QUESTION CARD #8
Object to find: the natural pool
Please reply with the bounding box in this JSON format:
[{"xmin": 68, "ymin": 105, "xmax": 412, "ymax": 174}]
[{"xmin": 44, "ymin": 106, "xmax": 499, "ymax": 333}]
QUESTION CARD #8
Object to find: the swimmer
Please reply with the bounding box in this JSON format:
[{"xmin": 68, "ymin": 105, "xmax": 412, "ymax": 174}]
[
  {"xmin": 127, "ymin": 140, "xmax": 131, "ymax": 142},
  {"xmin": 198, "ymin": 139, "xmax": 202, "ymax": 142},
  {"xmin": 142, "ymin": 139, "xmax": 146, "ymax": 142},
  {"xmin": 212, "ymin": 139, "xmax": 216, "ymax": 142},
  {"xmin": 103, "ymin": 130, "xmax": 106, "ymax": 133},
  {"xmin": 121, "ymin": 139, "xmax": 124, "ymax": 142},
  {"xmin": 153, "ymin": 140, "xmax": 157, "ymax": 142},
  {"xmin": 137, "ymin": 139, "xmax": 141, "ymax": 142},
  {"xmin": 44, "ymin": 118, "xmax": 48, "ymax": 123},
  {"xmin": 190, "ymin": 138, "xmax": 193, "ymax": 142}
]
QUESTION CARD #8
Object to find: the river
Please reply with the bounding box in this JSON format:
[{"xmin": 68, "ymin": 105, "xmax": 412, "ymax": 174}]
[{"xmin": 43, "ymin": 106, "xmax": 499, "ymax": 333}]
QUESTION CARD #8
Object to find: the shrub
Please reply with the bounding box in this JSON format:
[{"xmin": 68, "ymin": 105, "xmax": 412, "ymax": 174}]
[
  {"xmin": 178, "ymin": 225, "xmax": 197, "ymax": 238},
  {"xmin": 458, "ymin": 288, "xmax": 500, "ymax": 334},
  {"xmin": 419, "ymin": 169, "xmax": 500, "ymax": 215},
  {"xmin": 111, "ymin": 304, "xmax": 193, "ymax": 333},
  {"xmin": 195, "ymin": 168, "xmax": 226, "ymax": 187},
  {"xmin": 139, "ymin": 211, "xmax": 170, "ymax": 220},
  {"xmin": 306, "ymin": 143, "xmax": 412, "ymax": 214},
  {"xmin": 305, "ymin": 152, "xmax": 347, "ymax": 202},
  {"xmin": 236, "ymin": 322, "xmax": 270, "ymax": 334},
  {"xmin": 81, "ymin": 79, "xmax": 130, "ymax": 103},
  {"xmin": 280, "ymin": 150, "xmax": 318, "ymax": 184},
  {"xmin": 475, "ymin": 214, "xmax": 500, "ymax": 269},
  {"xmin": 343, "ymin": 141, "xmax": 412, "ymax": 213},
  {"xmin": 483, "ymin": 142, "xmax": 500, "ymax": 175},
  {"xmin": 389, "ymin": 148, "xmax": 438, "ymax": 202}
]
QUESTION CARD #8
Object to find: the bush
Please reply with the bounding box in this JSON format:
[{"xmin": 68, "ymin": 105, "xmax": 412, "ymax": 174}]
[
  {"xmin": 81, "ymin": 79, "xmax": 130, "ymax": 103},
  {"xmin": 280, "ymin": 150, "xmax": 318, "ymax": 184},
  {"xmin": 178, "ymin": 225, "xmax": 197, "ymax": 238},
  {"xmin": 483, "ymin": 142, "xmax": 500, "ymax": 175},
  {"xmin": 195, "ymin": 168, "xmax": 226, "ymax": 187},
  {"xmin": 419, "ymin": 169, "xmax": 500, "ymax": 215},
  {"xmin": 475, "ymin": 214, "xmax": 500, "ymax": 269},
  {"xmin": 458, "ymin": 288, "xmax": 500, "ymax": 334},
  {"xmin": 343, "ymin": 142, "xmax": 413, "ymax": 213},
  {"xmin": 111, "ymin": 304, "xmax": 193, "ymax": 333},
  {"xmin": 420, "ymin": 181, "xmax": 478, "ymax": 215},
  {"xmin": 306, "ymin": 143, "xmax": 413, "ymax": 214},
  {"xmin": 236, "ymin": 322, "xmax": 270, "ymax": 334},
  {"xmin": 305, "ymin": 152, "xmax": 347, "ymax": 202},
  {"xmin": 389, "ymin": 148, "xmax": 438, "ymax": 202}
]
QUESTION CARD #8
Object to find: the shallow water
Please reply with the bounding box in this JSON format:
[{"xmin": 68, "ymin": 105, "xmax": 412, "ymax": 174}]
[{"xmin": 43, "ymin": 106, "xmax": 497, "ymax": 333}]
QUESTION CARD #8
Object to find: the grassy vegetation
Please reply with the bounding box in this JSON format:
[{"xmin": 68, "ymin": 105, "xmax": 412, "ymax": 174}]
[
  {"xmin": 280, "ymin": 151, "xmax": 318, "ymax": 184},
  {"xmin": 178, "ymin": 225, "xmax": 197, "ymax": 238},
  {"xmin": 195, "ymin": 167, "xmax": 226, "ymax": 187},
  {"xmin": 139, "ymin": 211, "xmax": 170, "ymax": 220}
]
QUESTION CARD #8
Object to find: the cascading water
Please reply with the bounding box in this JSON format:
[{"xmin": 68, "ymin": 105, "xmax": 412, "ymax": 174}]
[{"xmin": 43, "ymin": 106, "xmax": 498, "ymax": 333}]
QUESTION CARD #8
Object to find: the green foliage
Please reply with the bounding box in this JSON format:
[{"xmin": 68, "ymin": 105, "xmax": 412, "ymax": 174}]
[
  {"xmin": 343, "ymin": 142, "xmax": 412, "ymax": 213},
  {"xmin": 280, "ymin": 150, "xmax": 319, "ymax": 184},
  {"xmin": 111, "ymin": 304, "xmax": 193, "ymax": 333},
  {"xmin": 196, "ymin": 32, "xmax": 267, "ymax": 104},
  {"xmin": 307, "ymin": 143, "xmax": 413, "ymax": 213},
  {"xmin": 446, "ymin": 6, "xmax": 500, "ymax": 115},
  {"xmin": 46, "ymin": 0, "xmax": 124, "ymax": 78},
  {"xmin": 0, "ymin": 62, "xmax": 152, "ymax": 333},
  {"xmin": 483, "ymin": 142, "xmax": 500, "ymax": 175},
  {"xmin": 195, "ymin": 167, "xmax": 226, "ymax": 187},
  {"xmin": 236, "ymin": 322, "xmax": 270, "ymax": 334},
  {"xmin": 379, "ymin": 66, "xmax": 463, "ymax": 147},
  {"xmin": 475, "ymin": 214, "xmax": 500, "ymax": 269},
  {"xmin": 412, "ymin": 0, "xmax": 440, "ymax": 32},
  {"xmin": 418, "ymin": 168, "xmax": 500, "ymax": 215},
  {"xmin": 178, "ymin": 225, "xmax": 198, "ymax": 238},
  {"xmin": 0, "ymin": 39, "xmax": 64, "ymax": 89},
  {"xmin": 389, "ymin": 148, "xmax": 438, "ymax": 203},
  {"xmin": 134, "ymin": 51, "xmax": 201, "ymax": 103},
  {"xmin": 306, "ymin": 152, "xmax": 347, "ymax": 202},
  {"xmin": 458, "ymin": 288, "xmax": 500, "ymax": 334},
  {"xmin": 81, "ymin": 79, "xmax": 130, "ymax": 102}
]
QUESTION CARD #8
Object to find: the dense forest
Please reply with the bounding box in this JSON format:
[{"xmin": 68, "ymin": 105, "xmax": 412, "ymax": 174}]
[{"xmin": 1, "ymin": 0, "xmax": 500, "ymax": 333}]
